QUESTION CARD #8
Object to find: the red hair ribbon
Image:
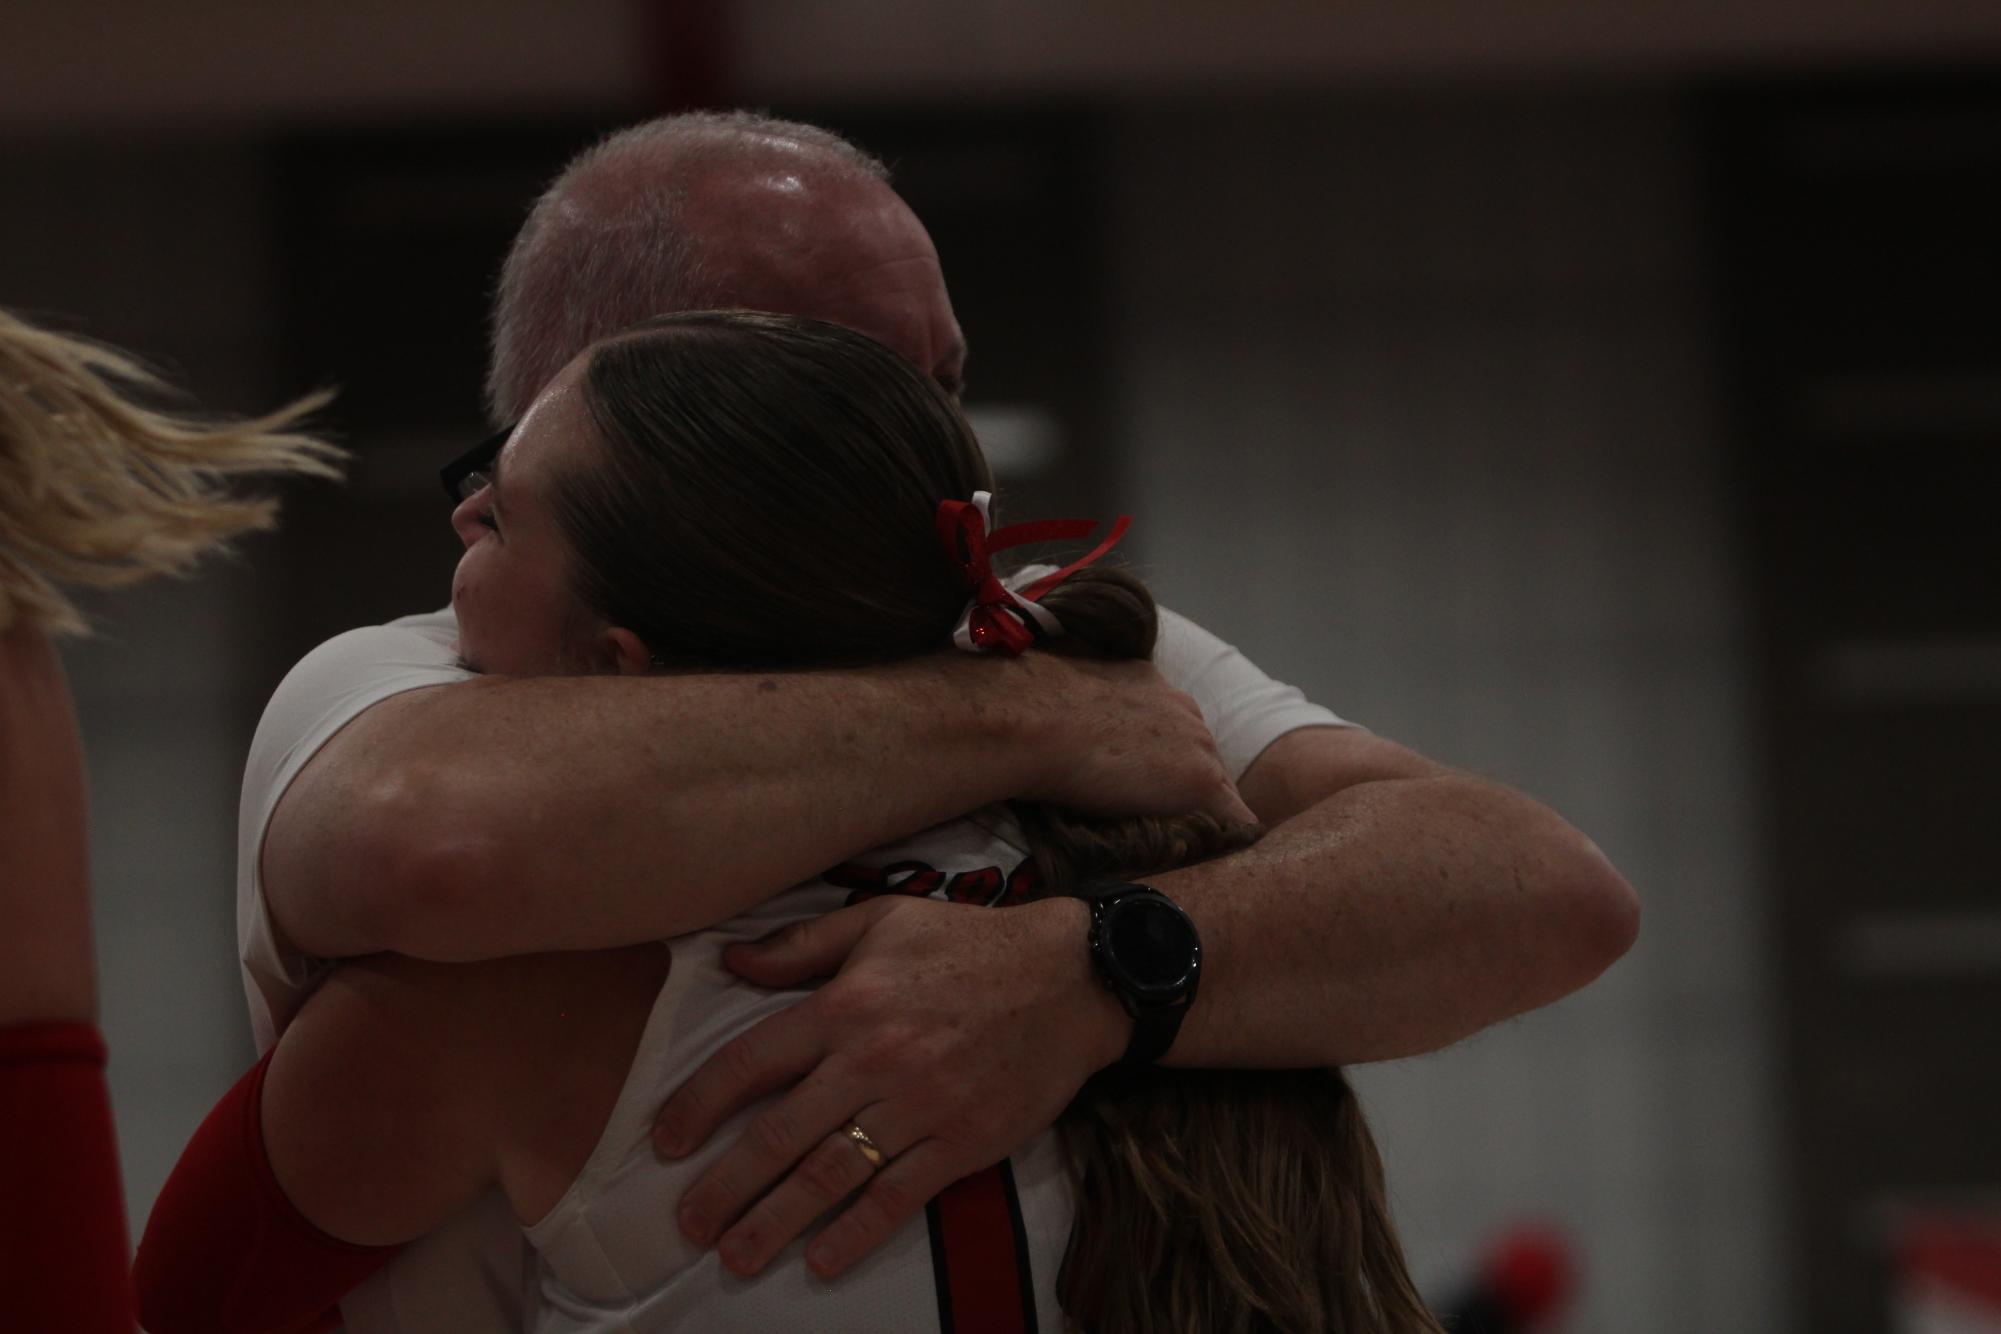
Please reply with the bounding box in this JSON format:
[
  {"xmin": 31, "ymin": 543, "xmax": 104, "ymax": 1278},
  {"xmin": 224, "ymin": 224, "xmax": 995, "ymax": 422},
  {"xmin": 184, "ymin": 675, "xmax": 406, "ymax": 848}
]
[{"xmin": 934, "ymin": 490, "xmax": 1133, "ymax": 655}]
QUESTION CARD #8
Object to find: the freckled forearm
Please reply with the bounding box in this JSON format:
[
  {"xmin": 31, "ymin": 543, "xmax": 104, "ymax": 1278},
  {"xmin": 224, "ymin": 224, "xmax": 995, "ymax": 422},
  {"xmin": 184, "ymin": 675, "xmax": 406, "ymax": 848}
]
[
  {"xmin": 1146, "ymin": 774, "xmax": 1637, "ymax": 1068},
  {"xmin": 367, "ymin": 661, "xmax": 1057, "ymax": 959}
]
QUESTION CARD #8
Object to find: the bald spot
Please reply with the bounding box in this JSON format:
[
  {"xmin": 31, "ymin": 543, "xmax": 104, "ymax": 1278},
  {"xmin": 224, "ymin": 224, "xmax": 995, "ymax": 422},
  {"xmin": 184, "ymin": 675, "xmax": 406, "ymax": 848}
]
[{"xmin": 544, "ymin": 134, "xmax": 966, "ymax": 394}]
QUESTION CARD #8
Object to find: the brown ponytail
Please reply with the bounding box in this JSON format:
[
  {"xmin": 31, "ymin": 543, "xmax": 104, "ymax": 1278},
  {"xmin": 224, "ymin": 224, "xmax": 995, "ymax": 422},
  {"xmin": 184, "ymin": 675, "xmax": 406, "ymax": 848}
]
[
  {"xmin": 554, "ymin": 312, "xmax": 1440, "ymax": 1332},
  {"xmin": 1055, "ymin": 1065, "xmax": 1436, "ymax": 1334},
  {"xmin": 1013, "ymin": 568, "xmax": 1443, "ymax": 1334}
]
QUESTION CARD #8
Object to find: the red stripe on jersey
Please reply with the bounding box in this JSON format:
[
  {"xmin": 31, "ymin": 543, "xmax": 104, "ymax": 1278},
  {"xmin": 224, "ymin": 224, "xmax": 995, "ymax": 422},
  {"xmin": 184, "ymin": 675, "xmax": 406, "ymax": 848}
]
[{"xmin": 925, "ymin": 1162, "xmax": 1037, "ymax": 1333}]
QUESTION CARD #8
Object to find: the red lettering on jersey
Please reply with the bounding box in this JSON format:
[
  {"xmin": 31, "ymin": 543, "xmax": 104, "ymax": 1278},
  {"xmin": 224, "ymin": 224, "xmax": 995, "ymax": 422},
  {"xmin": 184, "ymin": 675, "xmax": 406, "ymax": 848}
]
[
  {"xmin": 944, "ymin": 866, "xmax": 1005, "ymax": 906},
  {"xmin": 993, "ymin": 860, "xmax": 1043, "ymax": 908},
  {"xmin": 825, "ymin": 860, "xmax": 947, "ymax": 907},
  {"xmin": 824, "ymin": 859, "xmax": 1035, "ymax": 910}
]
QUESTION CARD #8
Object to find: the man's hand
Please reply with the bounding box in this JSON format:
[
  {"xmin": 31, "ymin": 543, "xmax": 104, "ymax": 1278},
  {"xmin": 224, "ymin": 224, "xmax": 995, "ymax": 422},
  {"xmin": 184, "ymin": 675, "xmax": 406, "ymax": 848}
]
[
  {"xmin": 652, "ymin": 894, "xmax": 1123, "ymax": 1278},
  {"xmin": 1020, "ymin": 653, "xmax": 1253, "ymax": 824}
]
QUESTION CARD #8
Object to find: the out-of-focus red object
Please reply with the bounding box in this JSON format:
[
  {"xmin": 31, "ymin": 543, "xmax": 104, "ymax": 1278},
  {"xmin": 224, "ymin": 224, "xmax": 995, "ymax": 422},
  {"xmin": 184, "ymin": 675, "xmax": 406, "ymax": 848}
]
[
  {"xmin": 1484, "ymin": 1222, "xmax": 1575, "ymax": 1324},
  {"xmin": 1437, "ymin": 1222, "xmax": 1575, "ymax": 1333},
  {"xmin": 1894, "ymin": 1213, "xmax": 2001, "ymax": 1334}
]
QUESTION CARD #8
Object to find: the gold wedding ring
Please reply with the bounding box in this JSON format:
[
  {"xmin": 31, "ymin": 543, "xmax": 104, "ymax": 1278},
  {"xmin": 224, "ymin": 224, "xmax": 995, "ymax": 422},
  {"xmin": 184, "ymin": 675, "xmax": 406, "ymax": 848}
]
[{"xmin": 845, "ymin": 1122, "xmax": 886, "ymax": 1170}]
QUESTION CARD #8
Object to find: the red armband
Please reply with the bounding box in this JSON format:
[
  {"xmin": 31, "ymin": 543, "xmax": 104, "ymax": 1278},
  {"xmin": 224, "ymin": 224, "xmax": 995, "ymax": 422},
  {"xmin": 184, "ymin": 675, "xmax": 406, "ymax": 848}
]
[
  {"xmin": 133, "ymin": 1048, "xmax": 399, "ymax": 1334},
  {"xmin": 0, "ymin": 1021, "xmax": 136, "ymax": 1334}
]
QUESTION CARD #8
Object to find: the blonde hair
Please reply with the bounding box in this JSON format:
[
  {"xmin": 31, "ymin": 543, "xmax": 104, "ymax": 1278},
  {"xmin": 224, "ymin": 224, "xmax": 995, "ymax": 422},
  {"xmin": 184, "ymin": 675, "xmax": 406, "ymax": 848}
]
[{"xmin": 0, "ymin": 310, "xmax": 343, "ymax": 635}]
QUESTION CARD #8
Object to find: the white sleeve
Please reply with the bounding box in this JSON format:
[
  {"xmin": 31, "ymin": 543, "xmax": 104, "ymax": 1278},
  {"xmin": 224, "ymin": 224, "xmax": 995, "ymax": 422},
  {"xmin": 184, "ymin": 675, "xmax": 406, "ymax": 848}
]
[
  {"xmin": 235, "ymin": 611, "xmax": 469, "ymax": 1052},
  {"xmin": 237, "ymin": 612, "xmax": 528, "ymax": 1331},
  {"xmin": 1152, "ymin": 605, "xmax": 1353, "ymax": 782}
]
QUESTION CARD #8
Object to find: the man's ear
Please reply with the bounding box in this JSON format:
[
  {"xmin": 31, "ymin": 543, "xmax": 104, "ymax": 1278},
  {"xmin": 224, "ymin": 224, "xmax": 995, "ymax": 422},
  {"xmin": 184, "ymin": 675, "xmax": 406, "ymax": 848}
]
[{"xmin": 599, "ymin": 626, "xmax": 654, "ymax": 676}]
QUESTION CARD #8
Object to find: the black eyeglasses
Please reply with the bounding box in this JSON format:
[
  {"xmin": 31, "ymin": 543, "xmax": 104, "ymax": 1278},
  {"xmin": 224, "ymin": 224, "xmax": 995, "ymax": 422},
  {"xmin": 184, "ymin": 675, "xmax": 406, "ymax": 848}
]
[{"xmin": 439, "ymin": 427, "xmax": 512, "ymax": 505}]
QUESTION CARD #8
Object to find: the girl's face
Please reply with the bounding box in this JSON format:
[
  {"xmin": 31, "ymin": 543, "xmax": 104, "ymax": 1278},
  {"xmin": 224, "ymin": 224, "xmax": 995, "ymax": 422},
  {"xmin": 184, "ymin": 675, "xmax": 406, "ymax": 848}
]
[{"xmin": 449, "ymin": 360, "xmax": 608, "ymax": 678}]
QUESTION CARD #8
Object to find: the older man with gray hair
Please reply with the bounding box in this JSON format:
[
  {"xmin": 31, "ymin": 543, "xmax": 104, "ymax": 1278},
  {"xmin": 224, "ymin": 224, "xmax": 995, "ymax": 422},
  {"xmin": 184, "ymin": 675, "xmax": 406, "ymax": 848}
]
[{"xmin": 239, "ymin": 110, "xmax": 1637, "ymax": 1325}]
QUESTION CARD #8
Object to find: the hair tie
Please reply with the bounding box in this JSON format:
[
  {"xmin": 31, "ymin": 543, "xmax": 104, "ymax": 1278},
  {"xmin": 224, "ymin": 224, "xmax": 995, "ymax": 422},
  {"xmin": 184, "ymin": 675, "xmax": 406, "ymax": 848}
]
[{"xmin": 934, "ymin": 491, "xmax": 1132, "ymax": 655}]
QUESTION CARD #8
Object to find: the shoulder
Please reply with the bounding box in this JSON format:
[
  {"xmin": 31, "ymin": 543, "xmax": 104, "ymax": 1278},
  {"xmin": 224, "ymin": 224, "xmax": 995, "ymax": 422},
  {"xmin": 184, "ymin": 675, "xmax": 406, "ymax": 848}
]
[
  {"xmin": 244, "ymin": 610, "xmax": 470, "ymax": 861},
  {"xmin": 1147, "ymin": 603, "xmax": 1353, "ymax": 782},
  {"xmin": 248, "ymin": 609, "xmax": 468, "ymax": 797},
  {"xmin": 266, "ymin": 946, "xmax": 670, "ymax": 1239},
  {"xmin": 239, "ymin": 610, "xmax": 473, "ymax": 1040},
  {"xmin": 265, "ymin": 611, "xmax": 464, "ymax": 731}
]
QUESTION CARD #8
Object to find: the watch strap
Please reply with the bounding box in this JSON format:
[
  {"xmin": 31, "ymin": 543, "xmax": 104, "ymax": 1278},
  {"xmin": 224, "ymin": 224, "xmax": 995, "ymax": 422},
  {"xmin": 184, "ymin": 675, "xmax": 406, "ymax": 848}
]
[{"xmin": 1073, "ymin": 882, "xmax": 1201, "ymax": 1066}]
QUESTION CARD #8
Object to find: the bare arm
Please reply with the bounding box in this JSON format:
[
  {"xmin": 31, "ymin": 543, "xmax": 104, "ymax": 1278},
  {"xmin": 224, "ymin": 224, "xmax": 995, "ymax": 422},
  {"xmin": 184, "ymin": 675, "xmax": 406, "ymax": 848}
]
[
  {"xmin": 135, "ymin": 946, "xmax": 664, "ymax": 1333},
  {"xmin": 266, "ymin": 651, "xmax": 1245, "ymax": 962},
  {"xmin": 1151, "ymin": 725, "xmax": 1638, "ymax": 1066},
  {"xmin": 0, "ymin": 623, "xmax": 141, "ymax": 1334},
  {"xmin": 656, "ymin": 724, "xmax": 1637, "ymax": 1277},
  {"xmin": 260, "ymin": 947, "xmax": 666, "ymax": 1245},
  {"xmin": 0, "ymin": 623, "xmax": 94, "ymax": 1027}
]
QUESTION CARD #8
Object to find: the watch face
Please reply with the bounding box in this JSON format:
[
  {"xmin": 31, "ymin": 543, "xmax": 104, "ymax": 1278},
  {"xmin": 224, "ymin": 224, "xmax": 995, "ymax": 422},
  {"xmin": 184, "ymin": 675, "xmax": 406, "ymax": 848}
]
[{"xmin": 1104, "ymin": 896, "xmax": 1197, "ymax": 996}]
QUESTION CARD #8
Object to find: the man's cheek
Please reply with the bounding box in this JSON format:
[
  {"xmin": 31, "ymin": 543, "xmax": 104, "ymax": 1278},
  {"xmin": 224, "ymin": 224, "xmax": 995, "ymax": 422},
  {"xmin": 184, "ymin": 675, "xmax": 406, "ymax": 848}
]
[{"xmin": 450, "ymin": 551, "xmax": 479, "ymax": 610}]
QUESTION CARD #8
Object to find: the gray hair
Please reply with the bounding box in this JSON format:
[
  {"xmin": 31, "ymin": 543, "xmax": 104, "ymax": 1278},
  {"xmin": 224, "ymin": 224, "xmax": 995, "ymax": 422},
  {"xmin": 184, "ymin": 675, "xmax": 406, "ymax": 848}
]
[{"xmin": 485, "ymin": 111, "xmax": 890, "ymax": 426}]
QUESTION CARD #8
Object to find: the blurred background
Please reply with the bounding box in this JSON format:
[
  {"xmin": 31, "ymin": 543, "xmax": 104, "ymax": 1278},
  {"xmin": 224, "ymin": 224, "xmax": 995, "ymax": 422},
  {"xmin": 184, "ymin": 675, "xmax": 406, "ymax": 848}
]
[{"xmin": 6, "ymin": 2, "xmax": 1999, "ymax": 1329}]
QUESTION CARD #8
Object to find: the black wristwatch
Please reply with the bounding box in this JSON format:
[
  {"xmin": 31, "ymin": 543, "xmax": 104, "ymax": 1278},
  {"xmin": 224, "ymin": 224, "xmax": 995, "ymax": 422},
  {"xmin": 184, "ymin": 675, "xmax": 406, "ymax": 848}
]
[{"xmin": 1070, "ymin": 881, "xmax": 1202, "ymax": 1066}]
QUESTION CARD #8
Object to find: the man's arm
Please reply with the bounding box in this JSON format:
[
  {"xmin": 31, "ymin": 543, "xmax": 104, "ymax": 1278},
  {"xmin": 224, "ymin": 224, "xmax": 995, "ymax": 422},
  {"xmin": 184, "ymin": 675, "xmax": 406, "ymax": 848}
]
[
  {"xmin": 264, "ymin": 650, "xmax": 1248, "ymax": 962},
  {"xmin": 655, "ymin": 724, "xmax": 1637, "ymax": 1278},
  {"xmin": 1143, "ymin": 725, "xmax": 1637, "ymax": 1064}
]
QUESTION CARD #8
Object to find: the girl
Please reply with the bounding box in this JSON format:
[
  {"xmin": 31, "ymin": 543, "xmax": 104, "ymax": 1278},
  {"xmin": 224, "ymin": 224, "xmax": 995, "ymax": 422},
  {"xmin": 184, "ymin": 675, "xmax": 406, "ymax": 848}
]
[
  {"xmin": 138, "ymin": 311, "xmax": 1440, "ymax": 1334},
  {"xmin": 0, "ymin": 308, "xmax": 338, "ymax": 1333}
]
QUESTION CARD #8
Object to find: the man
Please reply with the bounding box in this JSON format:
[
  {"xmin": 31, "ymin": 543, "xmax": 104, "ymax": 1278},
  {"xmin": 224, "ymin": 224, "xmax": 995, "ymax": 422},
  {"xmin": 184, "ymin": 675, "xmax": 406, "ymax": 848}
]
[{"xmin": 240, "ymin": 111, "xmax": 1638, "ymax": 1324}]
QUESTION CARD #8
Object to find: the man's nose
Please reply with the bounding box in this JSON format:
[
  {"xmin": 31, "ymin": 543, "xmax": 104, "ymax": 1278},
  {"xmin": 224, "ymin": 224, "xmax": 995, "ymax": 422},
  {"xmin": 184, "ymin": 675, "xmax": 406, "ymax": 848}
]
[{"xmin": 448, "ymin": 489, "xmax": 486, "ymax": 549}]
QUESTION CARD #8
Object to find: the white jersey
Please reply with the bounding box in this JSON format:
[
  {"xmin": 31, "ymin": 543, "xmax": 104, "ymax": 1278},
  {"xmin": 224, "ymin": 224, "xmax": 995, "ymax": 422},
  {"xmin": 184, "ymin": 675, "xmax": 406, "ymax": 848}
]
[
  {"xmin": 524, "ymin": 811, "xmax": 1068, "ymax": 1332},
  {"xmin": 235, "ymin": 590, "xmax": 1348, "ymax": 1331},
  {"xmin": 236, "ymin": 608, "xmax": 467, "ymax": 1048}
]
